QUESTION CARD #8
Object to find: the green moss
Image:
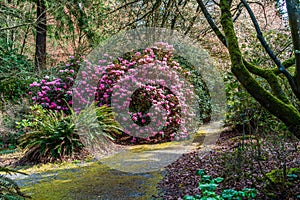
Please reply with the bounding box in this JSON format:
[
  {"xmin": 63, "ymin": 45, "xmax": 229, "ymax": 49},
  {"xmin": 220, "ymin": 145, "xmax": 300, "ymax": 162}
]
[
  {"xmin": 128, "ymin": 141, "xmax": 181, "ymax": 153},
  {"xmin": 266, "ymin": 168, "xmax": 300, "ymax": 183},
  {"xmin": 15, "ymin": 161, "xmax": 92, "ymax": 174},
  {"xmin": 21, "ymin": 162, "xmax": 163, "ymax": 199}
]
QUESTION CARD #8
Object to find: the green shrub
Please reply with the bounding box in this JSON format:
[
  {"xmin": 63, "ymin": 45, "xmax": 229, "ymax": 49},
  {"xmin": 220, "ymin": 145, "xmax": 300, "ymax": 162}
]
[
  {"xmin": 0, "ymin": 167, "xmax": 28, "ymax": 199},
  {"xmin": 0, "ymin": 38, "xmax": 34, "ymax": 74},
  {"xmin": 19, "ymin": 106, "xmax": 83, "ymax": 163},
  {"xmin": 0, "ymin": 72, "xmax": 36, "ymax": 104},
  {"xmin": 183, "ymin": 169, "xmax": 257, "ymax": 200},
  {"xmin": 0, "ymin": 101, "xmax": 32, "ymax": 151},
  {"xmin": 264, "ymin": 168, "xmax": 300, "ymax": 199},
  {"xmin": 0, "ymin": 38, "xmax": 36, "ymax": 103},
  {"xmin": 224, "ymin": 72, "xmax": 287, "ymax": 133},
  {"xmin": 18, "ymin": 103, "xmax": 122, "ymax": 163}
]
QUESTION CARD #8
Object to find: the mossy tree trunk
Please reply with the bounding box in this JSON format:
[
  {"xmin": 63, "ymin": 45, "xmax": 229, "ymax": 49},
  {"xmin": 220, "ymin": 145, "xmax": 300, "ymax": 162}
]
[
  {"xmin": 198, "ymin": 0, "xmax": 300, "ymax": 139},
  {"xmin": 220, "ymin": 0, "xmax": 300, "ymax": 138}
]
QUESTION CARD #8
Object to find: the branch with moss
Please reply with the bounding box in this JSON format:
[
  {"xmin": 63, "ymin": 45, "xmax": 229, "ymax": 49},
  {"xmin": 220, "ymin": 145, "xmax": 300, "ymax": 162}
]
[
  {"xmin": 220, "ymin": 0, "xmax": 300, "ymax": 138},
  {"xmin": 243, "ymin": 61, "xmax": 290, "ymax": 104},
  {"xmin": 197, "ymin": 0, "xmax": 291, "ymax": 104},
  {"xmin": 273, "ymin": 57, "xmax": 296, "ymax": 75},
  {"xmin": 241, "ymin": 0, "xmax": 300, "ymax": 100}
]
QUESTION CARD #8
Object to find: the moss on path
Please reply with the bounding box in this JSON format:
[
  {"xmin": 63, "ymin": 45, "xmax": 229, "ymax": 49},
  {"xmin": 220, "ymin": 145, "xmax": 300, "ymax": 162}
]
[
  {"xmin": 10, "ymin": 121, "xmax": 223, "ymax": 199},
  {"xmin": 20, "ymin": 162, "xmax": 163, "ymax": 200}
]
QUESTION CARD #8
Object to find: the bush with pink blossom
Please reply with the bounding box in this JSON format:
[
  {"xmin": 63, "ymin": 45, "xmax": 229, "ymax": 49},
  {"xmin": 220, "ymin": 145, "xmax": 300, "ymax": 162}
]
[
  {"xmin": 29, "ymin": 43, "xmax": 211, "ymax": 144},
  {"xmin": 28, "ymin": 56, "xmax": 84, "ymax": 113}
]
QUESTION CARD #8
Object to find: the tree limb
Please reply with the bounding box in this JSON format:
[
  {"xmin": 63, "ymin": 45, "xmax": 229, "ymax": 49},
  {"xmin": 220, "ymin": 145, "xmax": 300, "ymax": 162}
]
[
  {"xmin": 243, "ymin": 61, "xmax": 290, "ymax": 103},
  {"xmin": 286, "ymin": 0, "xmax": 300, "ymax": 94},
  {"xmin": 240, "ymin": 0, "xmax": 300, "ymax": 99},
  {"xmin": 273, "ymin": 57, "xmax": 296, "ymax": 75},
  {"xmin": 197, "ymin": 0, "xmax": 291, "ymax": 102},
  {"xmin": 196, "ymin": 0, "xmax": 228, "ymax": 47},
  {"xmin": 125, "ymin": 0, "xmax": 162, "ymax": 27},
  {"xmin": 0, "ymin": 22, "xmax": 35, "ymax": 31},
  {"xmin": 108, "ymin": 0, "xmax": 141, "ymax": 15},
  {"xmin": 184, "ymin": 4, "xmax": 201, "ymax": 35},
  {"xmin": 220, "ymin": 0, "xmax": 300, "ymax": 138}
]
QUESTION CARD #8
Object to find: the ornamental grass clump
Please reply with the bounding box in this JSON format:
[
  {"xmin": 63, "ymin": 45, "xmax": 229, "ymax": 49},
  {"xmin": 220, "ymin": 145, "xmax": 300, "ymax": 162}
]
[{"xmin": 18, "ymin": 103, "xmax": 121, "ymax": 163}]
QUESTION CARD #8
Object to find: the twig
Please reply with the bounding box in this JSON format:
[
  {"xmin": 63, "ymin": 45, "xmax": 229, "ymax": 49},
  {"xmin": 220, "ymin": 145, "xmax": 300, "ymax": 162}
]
[
  {"xmin": 108, "ymin": 0, "xmax": 141, "ymax": 15},
  {"xmin": 125, "ymin": 0, "xmax": 162, "ymax": 27},
  {"xmin": 0, "ymin": 22, "xmax": 35, "ymax": 31}
]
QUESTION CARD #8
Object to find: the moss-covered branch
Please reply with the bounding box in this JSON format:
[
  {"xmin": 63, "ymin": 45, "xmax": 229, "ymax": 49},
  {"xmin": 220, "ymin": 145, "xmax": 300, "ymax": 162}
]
[
  {"xmin": 241, "ymin": 0, "xmax": 300, "ymax": 101},
  {"xmin": 243, "ymin": 61, "xmax": 290, "ymax": 104},
  {"xmin": 220, "ymin": 0, "xmax": 300, "ymax": 139},
  {"xmin": 286, "ymin": 0, "xmax": 300, "ymax": 94},
  {"xmin": 273, "ymin": 57, "xmax": 296, "ymax": 75}
]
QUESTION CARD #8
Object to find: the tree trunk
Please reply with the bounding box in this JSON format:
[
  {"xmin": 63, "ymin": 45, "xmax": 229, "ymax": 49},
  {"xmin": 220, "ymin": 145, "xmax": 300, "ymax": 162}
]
[
  {"xmin": 35, "ymin": 0, "xmax": 46, "ymax": 70},
  {"xmin": 219, "ymin": 0, "xmax": 300, "ymax": 139},
  {"xmin": 286, "ymin": 0, "xmax": 300, "ymax": 94}
]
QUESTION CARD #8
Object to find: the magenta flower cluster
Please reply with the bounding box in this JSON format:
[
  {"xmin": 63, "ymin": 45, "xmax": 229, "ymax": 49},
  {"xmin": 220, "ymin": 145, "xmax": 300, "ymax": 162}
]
[{"xmin": 29, "ymin": 57, "xmax": 78, "ymax": 112}]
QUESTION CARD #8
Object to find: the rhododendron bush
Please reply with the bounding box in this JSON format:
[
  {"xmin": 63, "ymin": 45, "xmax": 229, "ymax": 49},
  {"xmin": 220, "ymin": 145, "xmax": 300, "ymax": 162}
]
[
  {"xmin": 29, "ymin": 43, "xmax": 211, "ymax": 144},
  {"xmin": 29, "ymin": 56, "xmax": 84, "ymax": 113}
]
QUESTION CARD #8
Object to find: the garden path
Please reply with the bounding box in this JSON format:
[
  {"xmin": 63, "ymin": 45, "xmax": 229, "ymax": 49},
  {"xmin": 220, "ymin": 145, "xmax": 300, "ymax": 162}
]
[{"xmin": 9, "ymin": 121, "xmax": 223, "ymax": 200}]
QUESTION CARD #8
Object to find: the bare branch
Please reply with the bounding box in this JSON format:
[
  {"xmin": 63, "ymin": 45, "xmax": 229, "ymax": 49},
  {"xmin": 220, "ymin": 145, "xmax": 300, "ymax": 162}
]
[
  {"xmin": 184, "ymin": 4, "xmax": 201, "ymax": 35},
  {"xmin": 161, "ymin": 0, "xmax": 173, "ymax": 27},
  {"xmin": 0, "ymin": 22, "xmax": 35, "ymax": 31},
  {"xmin": 108, "ymin": 0, "xmax": 141, "ymax": 15},
  {"xmin": 211, "ymin": 0, "xmax": 220, "ymax": 6},
  {"xmin": 232, "ymin": 2, "xmax": 244, "ymax": 22},
  {"xmin": 196, "ymin": 0, "xmax": 228, "ymax": 46},
  {"xmin": 125, "ymin": 0, "xmax": 162, "ymax": 27},
  {"xmin": 174, "ymin": 0, "xmax": 187, "ymax": 22}
]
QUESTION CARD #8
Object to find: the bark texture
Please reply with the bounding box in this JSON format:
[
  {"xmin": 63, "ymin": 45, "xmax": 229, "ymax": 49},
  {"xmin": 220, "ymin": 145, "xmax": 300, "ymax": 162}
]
[{"xmin": 35, "ymin": 0, "xmax": 47, "ymax": 70}]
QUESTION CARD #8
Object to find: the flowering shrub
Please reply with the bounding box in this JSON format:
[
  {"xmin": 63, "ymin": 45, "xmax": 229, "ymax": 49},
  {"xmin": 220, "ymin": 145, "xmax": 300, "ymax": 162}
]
[
  {"xmin": 29, "ymin": 56, "xmax": 83, "ymax": 113},
  {"xmin": 73, "ymin": 42, "xmax": 204, "ymax": 142},
  {"xmin": 29, "ymin": 43, "xmax": 211, "ymax": 143}
]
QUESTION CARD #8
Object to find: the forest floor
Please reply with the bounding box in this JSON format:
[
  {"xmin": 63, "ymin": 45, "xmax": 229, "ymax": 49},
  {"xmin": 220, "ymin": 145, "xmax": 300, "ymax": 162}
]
[
  {"xmin": 1, "ymin": 127, "xmax": 299, "ymax": 199},
  {"xmin": 157, "ymin": 129, "xmax": 300, "ymax": 199}
]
